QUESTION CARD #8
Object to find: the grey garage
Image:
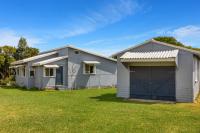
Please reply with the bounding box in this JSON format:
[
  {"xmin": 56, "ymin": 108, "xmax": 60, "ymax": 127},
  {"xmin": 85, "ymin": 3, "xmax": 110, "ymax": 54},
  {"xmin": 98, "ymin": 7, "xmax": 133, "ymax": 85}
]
[{"xmin": 112, "ymin": 39, "xmax": 200, "ymax": 102}]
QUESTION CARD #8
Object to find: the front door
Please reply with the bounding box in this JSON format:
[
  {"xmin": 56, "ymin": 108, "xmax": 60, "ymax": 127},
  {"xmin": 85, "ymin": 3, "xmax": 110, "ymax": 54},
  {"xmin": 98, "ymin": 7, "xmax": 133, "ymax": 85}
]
[{"xmin": 56, "ymin": 66, "xmax": 63, "ymax": 85}]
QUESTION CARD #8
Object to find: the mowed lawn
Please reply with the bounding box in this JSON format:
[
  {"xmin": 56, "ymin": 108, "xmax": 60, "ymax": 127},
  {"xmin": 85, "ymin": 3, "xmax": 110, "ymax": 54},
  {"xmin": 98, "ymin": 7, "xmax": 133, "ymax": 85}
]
[{"xmin": 0, "ymin": 87, "xmax": 200, "ymax": 133}]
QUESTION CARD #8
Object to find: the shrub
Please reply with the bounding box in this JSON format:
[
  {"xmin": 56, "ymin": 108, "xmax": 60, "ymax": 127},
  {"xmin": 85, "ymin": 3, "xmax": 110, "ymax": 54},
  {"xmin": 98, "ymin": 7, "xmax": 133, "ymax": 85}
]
[{"xmin": 0, "ymin": 76, "xmax": 15, "ymax": 86}]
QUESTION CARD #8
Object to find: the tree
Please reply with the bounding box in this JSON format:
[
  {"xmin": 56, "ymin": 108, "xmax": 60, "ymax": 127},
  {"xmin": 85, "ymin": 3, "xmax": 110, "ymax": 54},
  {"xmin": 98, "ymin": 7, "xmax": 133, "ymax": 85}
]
[
  {"xmin": 25, "ymin": 47, "xmax": 39, "ymax": 58},
  {"xmin": 153, "ymin": 36, "xmax": 200, "ymax": 51},
  {"xmin": 14, "ymin": 37, "xmax": 39, "ymax": 60},
  {"xmin": 0, "ymin": 46, "xmax": 16, "ymax": 79},
  {"xmin": 153, "ymin": 36, "xmax": 184, "ymax": 47},
  {"xmin": 0, "ymin": 37, "xmax": 39, "ymax": 82},
  {"xmin": 15, "ymin": 37, "xmax": 28, "ymax": 60}
]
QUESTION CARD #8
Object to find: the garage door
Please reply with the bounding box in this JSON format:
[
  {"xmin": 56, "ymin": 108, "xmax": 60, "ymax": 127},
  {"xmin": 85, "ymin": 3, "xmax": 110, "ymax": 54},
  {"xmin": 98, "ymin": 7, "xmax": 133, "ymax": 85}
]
[{"xmin": 130, "ymin": 66, "xmax": 175, "ymax": 101}]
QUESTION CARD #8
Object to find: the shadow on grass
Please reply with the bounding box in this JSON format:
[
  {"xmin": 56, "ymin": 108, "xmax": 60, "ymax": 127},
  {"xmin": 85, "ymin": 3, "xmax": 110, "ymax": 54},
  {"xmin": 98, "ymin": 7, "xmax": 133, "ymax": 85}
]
[
  {"xmin": 0, "ymin": 85, "xmax": 41, "ymax": 91},
  {"xmin": 90, "ymin": 93, "xmax": 158, "ymax": 105}
]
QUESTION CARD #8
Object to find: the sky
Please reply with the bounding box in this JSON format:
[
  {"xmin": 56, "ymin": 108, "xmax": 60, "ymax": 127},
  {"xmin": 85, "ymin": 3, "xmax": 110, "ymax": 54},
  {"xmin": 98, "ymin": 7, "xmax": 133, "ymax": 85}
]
[{"xmin": 0, "ymin": 0, "xmax": 200, "ymax": 56}]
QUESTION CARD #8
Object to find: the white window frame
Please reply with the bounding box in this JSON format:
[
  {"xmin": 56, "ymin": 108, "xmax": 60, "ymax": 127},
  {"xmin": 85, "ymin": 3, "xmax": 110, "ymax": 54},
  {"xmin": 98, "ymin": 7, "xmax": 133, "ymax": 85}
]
[
  {"xmin": 83, "ymin": 63, "xmax": 96, "ymax": 74},
  {"xmin": 43, "ymin": 67, "xmax": 56, "ymax": 77}
]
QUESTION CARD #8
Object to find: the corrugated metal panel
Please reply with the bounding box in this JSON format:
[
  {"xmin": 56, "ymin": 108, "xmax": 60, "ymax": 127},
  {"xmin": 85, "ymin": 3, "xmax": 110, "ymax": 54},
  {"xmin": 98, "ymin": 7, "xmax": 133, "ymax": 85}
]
[
  {"xmin": 83, "ymin": 61, "xmax": 100, "ymax": 64},
  {"xmin": 11, "ymin": 51, "xmax": 58, "ymax": 65},
  {"xmin": 9, "ymin": 65, "xmax": 25, "ymax": 68},
  {"xmin": 44, "ymin": 65, "xmax": 59, "ymax": 68},
  {"xmin": 120, "ymin": 50, "xmax": 179, "ymax": 59},
  {"xmin": 32, "ymin": 56, "xmax": 68, "ymax": 66}
]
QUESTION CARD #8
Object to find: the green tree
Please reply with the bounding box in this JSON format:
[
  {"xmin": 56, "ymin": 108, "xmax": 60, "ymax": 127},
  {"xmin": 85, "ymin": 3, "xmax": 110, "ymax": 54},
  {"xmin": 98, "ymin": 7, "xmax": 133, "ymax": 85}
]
[
  {"xmin": 153, "ymin": 36, "xmax": 200, "ymax": 51},
  {"xmin": 153, "ymin": 36, "xmax": 184, "ymax": 47},
  {"xmin": 14, "ymin": 37, "xmax": 28, "ymax": 60},
  {"xmin": 14, "ymin": 37, "xmax": 39, "ymax": 60},
  {"xmin": 25, "ymin": 47, "xmax": 39, "ymax": 58},
  {"xmin": 0, "ymin": 37, "xmax": 39, "ymax": 82},
  {"xmin": 0, "ymin": 46, "xmax": 16, "ymax": 79}
]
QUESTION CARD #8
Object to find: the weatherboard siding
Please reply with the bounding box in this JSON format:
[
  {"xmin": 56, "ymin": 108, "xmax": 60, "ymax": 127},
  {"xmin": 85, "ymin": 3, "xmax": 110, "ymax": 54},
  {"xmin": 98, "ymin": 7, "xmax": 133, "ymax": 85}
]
[
  {"xmin": 67, "ymin": 47, "xmax": 117, "ymax": 89},
  {"xmin": 117, "ymin": 42, "xmax": 196, "ymax": 102},
  {"xmin": 15, "ymin": 46, "xmax": 117, "ymax": 90},
  {"xmin": 117, "ymin": 56, "xmax": 130, "ymax": 98},
  {"xmin": 193, "ymin": 56, "xmax": 200, "ymax": 101},
  {"xmin": 175, "ymin": 50, "xmax": 193, "ymax": 102}
]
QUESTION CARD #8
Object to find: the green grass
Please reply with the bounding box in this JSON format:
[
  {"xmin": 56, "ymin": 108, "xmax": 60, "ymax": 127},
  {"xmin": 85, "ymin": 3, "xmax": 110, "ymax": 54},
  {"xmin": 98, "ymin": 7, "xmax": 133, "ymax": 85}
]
[{"xmin": 0, "ymin": 87, "xmax": 200, "ymax": 133}]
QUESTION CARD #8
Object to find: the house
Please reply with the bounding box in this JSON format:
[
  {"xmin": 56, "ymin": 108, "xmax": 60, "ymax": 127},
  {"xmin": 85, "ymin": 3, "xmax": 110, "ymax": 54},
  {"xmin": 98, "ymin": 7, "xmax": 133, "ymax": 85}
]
[
  {"xmin": 111, "ymin": 39, "xmax": 200, "ymax": 102},
  {"xmin": 10, "ymin": 45, "xmax": 117, "ymax": 89}
]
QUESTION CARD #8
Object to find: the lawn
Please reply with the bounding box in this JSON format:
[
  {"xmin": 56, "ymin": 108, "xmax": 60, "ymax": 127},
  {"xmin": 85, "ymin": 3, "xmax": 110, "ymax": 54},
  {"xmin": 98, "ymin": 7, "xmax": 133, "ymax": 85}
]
[{"xmin": 0, "ymin": 87, "xmax": 200, "ymax": 133}]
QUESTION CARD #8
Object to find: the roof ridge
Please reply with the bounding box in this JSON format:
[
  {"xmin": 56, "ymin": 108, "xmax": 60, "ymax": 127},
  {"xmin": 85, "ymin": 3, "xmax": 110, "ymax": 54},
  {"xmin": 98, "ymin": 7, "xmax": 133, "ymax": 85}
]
[
  {"xmin": 111, "ymin": 39, "xmax": 200, "ymax": 57},
  {"xmin": 151, "ymin": 39, "xmax": 200, "ymax": 54}
]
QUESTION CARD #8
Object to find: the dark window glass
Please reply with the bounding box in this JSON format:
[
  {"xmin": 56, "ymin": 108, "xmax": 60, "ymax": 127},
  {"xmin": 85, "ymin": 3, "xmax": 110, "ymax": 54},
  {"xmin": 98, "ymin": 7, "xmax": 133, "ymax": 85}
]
[
  {"xmin": 85, "ymin": 64, "xmax": 90, "ymax": 74},
  {"xmin": 45, "ymin": 68, "xmax": 49, "ymax": 76},
  {"xmin": 90, "ymin": 65, "xmax": 94, "ymax": 73},
  {"xmin": 23, "ymin": 67, "xmax": 25, "ymax": 77},
  {"xmin": 30, "ymin": 70, "xmax": 34, "ymax": 77},
  {"xmin": 50, "ymin": 68, "xmax": 54, "ymax": 76}
]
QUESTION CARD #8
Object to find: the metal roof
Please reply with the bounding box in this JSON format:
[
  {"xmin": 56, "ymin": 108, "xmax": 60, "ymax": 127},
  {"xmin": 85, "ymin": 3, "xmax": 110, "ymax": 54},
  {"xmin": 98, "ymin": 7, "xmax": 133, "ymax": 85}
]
[
  {"xmin": 44, "ymin": 65, "xmax": 59, "ymax": 68},
  {"xmin": 120, "ymin": 50, "xmax": 179, "ymax": 61},
  {"xmin": 83, "ymin": 61, "xmax": 100, "ymax": 64},
  {"xmin": 39, "ymin": 45, "xmax": 116, "ymax": 62},
  {"xmin": 111, "ymin": 39, "xmax": 200, "ymax": 58},
  {"xmin": 11, "ymin": 51, "xmax": 58, "ymax": 65},
  {"xmin": 9, "ymin": 65, "xmax": 25, "ymax": 68},
  {"xmin": 32, "ymin": 56, "xmax": 68, "ymax": 66}
]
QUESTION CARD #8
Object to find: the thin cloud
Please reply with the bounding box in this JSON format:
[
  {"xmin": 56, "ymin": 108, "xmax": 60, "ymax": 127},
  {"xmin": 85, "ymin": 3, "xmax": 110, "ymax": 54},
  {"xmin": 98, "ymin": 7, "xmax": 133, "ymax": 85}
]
[
  {"xmin": 0, "ymin": 28, "xmax": 45, "ymax": 47},
  {"xmin": 80, "ymin": 26, "xmax": 200, "ymax": 55},
  {"xmin": 63, "ymin": 0, "xmax": 140, "ymax": 38},
  {"xmin": 161, "ymin": 25, "xmax": 200, "ymax": 47},
  {"xmin": 172, "ymin": 25, "xmax": 200, "ymax": 38}
]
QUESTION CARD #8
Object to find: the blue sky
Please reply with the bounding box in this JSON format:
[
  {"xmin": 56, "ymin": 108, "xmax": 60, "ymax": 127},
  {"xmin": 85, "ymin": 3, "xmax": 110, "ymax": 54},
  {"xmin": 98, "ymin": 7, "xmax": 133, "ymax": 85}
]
[{"xmin": 0, "ymin": 0, "xmax": 200, "ymax": 55}]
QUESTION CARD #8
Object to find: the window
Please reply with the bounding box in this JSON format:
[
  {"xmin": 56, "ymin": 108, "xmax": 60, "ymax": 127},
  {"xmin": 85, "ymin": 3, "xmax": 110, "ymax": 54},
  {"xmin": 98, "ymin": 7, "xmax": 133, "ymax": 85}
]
[
  {"xmin": 44, "ymin": 68, "xmax": 55, "ymax": 77},
  {"xmin": 30, "ymin": 69, "xmax": 35, "ymax": 77},
  {"xmin": 84, "ymin": 64, "xmax": 96, "ymax": 74},
  {"xmin": 22, "ymin": 67, "xmax": 25, "ymax": 77}
]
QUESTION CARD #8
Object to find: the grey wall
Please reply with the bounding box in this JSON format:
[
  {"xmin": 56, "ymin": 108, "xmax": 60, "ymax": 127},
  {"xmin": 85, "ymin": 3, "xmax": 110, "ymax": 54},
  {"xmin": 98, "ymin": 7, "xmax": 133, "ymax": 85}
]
[
  {"xmin": 176, "ymin": 50, "xmax": 193, "ymax": 102},
  {"xmin": 41, "ymin": 59, "xmax": 68, "ymax": 89},
  {"xmin": 34, "ymin": 66, "xmax": 43, "ymax": 89},
  {"xmin": 193, "ymin": 56, "xmax": 200, "ymax": 100},
  {"xmin": 117, "ymin": 42, "xmax": 195, "ymax": 102},
  {"xmin": 15, "ymin": 54, "xmax": 58, "ymax": 88},
  {"xmin": 117, "ymin": 58, "xmax": 130, "ymax": 98},
  {"xmin": 15, "ymin": 64, "xmax": 28, "ymax": 87},
  {"xmin": 67, "ymin": 47, "xmax": 117, "ymax": 89},
  {"xmin": 15, "ymin": 48, "xmax": 68, "ymax": 89},
  {"xmin": 15, "ymin": 46, "xmax": 116, "ymax": 90}
]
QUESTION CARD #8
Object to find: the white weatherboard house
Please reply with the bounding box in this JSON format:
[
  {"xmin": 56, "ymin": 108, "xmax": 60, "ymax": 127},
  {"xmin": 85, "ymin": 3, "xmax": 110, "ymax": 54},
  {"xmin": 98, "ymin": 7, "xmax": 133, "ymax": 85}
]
[
  {"xmin": 112, "ymin": 39, "xmax": 200, "ymax": 102},
  {"xmin": 11, "ymin": 45, "xmax": 117, "ymax": 89}
]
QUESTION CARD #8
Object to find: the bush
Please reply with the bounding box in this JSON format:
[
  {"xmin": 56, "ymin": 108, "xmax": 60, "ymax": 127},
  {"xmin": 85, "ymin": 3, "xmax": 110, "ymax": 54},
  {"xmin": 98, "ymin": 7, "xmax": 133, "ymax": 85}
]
[{"xmin": 0, "ymin": 76, "xmax": 15, "ymax": 86}]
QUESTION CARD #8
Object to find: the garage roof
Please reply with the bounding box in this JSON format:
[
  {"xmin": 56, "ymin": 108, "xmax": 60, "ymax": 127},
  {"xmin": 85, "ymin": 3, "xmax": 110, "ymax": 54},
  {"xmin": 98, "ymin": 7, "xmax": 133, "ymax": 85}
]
[
  {"xmin": 111, "ymin": 39, "xmax": 200, "ymax": 58},
  {"xmin": 120, "ymin": 50, "xmax": 179, "ymax": 62}
]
